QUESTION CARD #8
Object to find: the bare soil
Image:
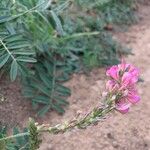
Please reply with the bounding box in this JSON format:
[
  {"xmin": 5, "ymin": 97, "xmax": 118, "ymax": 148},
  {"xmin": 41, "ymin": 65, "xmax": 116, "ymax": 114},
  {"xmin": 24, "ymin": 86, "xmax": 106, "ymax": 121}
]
[{"xmin": 0, "ymin": 2, "xmax": 150, "ymax": 150}]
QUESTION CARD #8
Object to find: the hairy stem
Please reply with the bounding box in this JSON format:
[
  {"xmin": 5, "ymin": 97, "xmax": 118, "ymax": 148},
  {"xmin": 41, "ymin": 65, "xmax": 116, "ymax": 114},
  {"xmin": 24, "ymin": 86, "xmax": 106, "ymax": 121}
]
[{"xmin": 38, "ymin": 105, "xmax": 115, "ymax": 134}]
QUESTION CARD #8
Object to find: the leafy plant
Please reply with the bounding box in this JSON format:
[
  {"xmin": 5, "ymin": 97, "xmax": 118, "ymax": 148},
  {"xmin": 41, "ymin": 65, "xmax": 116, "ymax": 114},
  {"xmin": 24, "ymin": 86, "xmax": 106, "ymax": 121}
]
[{"xmin": 22, "ymin": 55, "xmax": 71, "ymax": 116}]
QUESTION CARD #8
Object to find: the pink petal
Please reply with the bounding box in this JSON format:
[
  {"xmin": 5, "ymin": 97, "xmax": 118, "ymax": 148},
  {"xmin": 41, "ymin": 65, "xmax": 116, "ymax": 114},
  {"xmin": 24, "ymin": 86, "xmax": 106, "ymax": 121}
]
[
  {"xmin": 106, "ymin": 66, "xmax": 119, "ymax": 80},
  {"xmin": 131, "ymin": 76, "xmax": 138, "ymax": 84},
  {"xmin": 116, "ymin": 101, "xmax": 131, "ymax": 114},
  {"xmin": 118, "ymin": 107, "xmax": 130, "ymax": 114},
  {"xmin": 128, "ymin": 95, "xmax": 140, "ymax": 104},
  {"xmin": 122, "ymin": 72, "xmax": 132, "ymax": 86},
  {"xmin": 122, "ymin": 71, "xmax": 139, "ymax": 86}
]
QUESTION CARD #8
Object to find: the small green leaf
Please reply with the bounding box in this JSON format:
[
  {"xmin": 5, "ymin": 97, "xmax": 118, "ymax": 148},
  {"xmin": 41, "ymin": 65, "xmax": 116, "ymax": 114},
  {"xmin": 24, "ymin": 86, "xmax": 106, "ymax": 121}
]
[
  {"xmin": 12, "ymin": 50, "xmax": 35, "ymax": 55},
  {"xmin": 55, "ymin": 84, "xmax": 71, "ymax": 96},
  {"xmin": 4, "ymin": 34, "xmax": 23, "ymax": 43},
  {"xmin": 16, "ymin": 56, "xmax": 37, "ymax": 63},
  {"xmin": 51, "ymin": 10, "xmax": 65, "ymax": 36},
  {"xmin": 30, "ymin": 80, "xmax": 50, "ymax": 96},
  {"xmin": 10, "ymin": 60, "xmax": 18, "ymax": 81},
  {"xmin": 54, "ymin": 96, "xmax": 69, "ymax": 105},
  {"xmin": 38, "ymin": 69, "xmax": 52, "ymax": 88},
  {"xmin": 32, "ymin": 95, "xmax": 50, "ymax": 104},
  {"xmin": 7, "ymin": 43, "xmax": 30, "ymax": 49},
  {"xmin": 0, "ymin": 15, "xmax": 11, "ymax": 24},
  {"xmin": 0, "ymin": 53, "xmax": 10, "ymax": 68}
]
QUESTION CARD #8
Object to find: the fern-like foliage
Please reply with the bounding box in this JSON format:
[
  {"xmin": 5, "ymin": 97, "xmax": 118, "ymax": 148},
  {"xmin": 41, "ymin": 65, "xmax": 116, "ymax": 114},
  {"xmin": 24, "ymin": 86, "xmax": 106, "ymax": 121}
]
[
  {"xmin": 0, "ymin": 0, "xmax": 37, "ymax": 81},
  {"xmin": 0, "ymin": 34, "xmax": 36, "ymax": 81},
  {"xmin": 23, "ymin": 54, "xmax": 71, "ymax": 116}
]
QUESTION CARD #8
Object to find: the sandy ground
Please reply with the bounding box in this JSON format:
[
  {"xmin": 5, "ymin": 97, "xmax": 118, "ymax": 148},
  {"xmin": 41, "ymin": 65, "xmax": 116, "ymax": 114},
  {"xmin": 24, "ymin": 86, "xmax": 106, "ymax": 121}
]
[{"xmin": 0, "ymin": 2, "xmax": 150, "ymax": 150}]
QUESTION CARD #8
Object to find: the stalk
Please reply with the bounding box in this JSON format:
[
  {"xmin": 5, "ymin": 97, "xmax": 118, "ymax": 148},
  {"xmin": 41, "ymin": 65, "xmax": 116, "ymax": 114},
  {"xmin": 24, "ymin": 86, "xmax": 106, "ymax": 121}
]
[{"xmin": 38, "ymin": 105, "xmax": 115, "ymax": 134}]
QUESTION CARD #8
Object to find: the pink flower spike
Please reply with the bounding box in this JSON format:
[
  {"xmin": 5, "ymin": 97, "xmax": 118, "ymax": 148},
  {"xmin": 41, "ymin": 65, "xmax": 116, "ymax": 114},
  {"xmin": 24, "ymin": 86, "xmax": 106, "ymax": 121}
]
[{"xmin": 105, "ymin": 61, "xmax": 140, "ymax": 114}]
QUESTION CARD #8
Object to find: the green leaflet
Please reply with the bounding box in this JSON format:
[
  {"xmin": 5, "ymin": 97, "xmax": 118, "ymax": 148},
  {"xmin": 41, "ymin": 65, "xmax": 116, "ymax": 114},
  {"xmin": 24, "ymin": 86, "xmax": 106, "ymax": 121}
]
[
  {"xmin": 6, "ymin": 43, "xmax": 30, "ymax": 50},
  {"xmin": 10, "ymin": 60, "xmax": 18, "ymax": 81},
  {"xmin": 32, "ymin": 95, "xmax": 51, "ymax": 104},
  {"xmin": 12, "ymin": 50, "xmax": 35, "ymax": 55},
  {"xmin": 0, "ymin": 53, "xmax": 10, "ymax": 68},
  {"xmin": 51, "ymin": 10, "xmax": 65, "ymax": 36},
  {"xmin": 3, "ymin": 34, "xmax": 23, "ymax": 43},
  {"xmin": 16, "ymin": 56, "xmax": 37, "ymax": 63},
  {"xmin": 55, "ymin": 84, "xmax": 71, "ymax": 97}
]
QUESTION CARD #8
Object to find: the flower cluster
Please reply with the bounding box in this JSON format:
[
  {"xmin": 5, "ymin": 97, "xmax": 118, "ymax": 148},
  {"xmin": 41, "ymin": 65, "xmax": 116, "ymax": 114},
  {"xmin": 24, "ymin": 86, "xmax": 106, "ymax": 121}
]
[{"xmin": 105, "ymin": 61, "xmax": 140, "ymax": 113}]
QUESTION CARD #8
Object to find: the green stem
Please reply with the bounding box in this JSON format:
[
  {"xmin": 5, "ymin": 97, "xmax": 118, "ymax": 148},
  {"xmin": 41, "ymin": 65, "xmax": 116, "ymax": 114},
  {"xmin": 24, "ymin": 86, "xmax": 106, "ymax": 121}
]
[
  {"xmin": 58, "ymin": 32, "xmax": 100, "ymax": 42},
  {"xmin": 38, "ymin": 105, "xmax": 115, "ymax": 134}
]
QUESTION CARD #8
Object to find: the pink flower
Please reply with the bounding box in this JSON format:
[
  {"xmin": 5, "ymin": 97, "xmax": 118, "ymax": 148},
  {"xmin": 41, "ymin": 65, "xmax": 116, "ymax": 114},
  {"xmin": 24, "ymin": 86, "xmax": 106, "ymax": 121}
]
[
  {"xmin": 116, "ymin": 87, "xmax": 140, "ymax": 113},
  {"xmin": 127, "ymin": 88, "xmax": 140, "ymax": 104},
  {"xmin": 106, "ymin": 66, "xmax": 119, "ymax": 80},
  {"xmin": 105, "ymin": 60, "xmax": 140, "ymax": 114},
  {"xmin": 122, "ymin": 72, "xmax": 138, "ymax": 87}
]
